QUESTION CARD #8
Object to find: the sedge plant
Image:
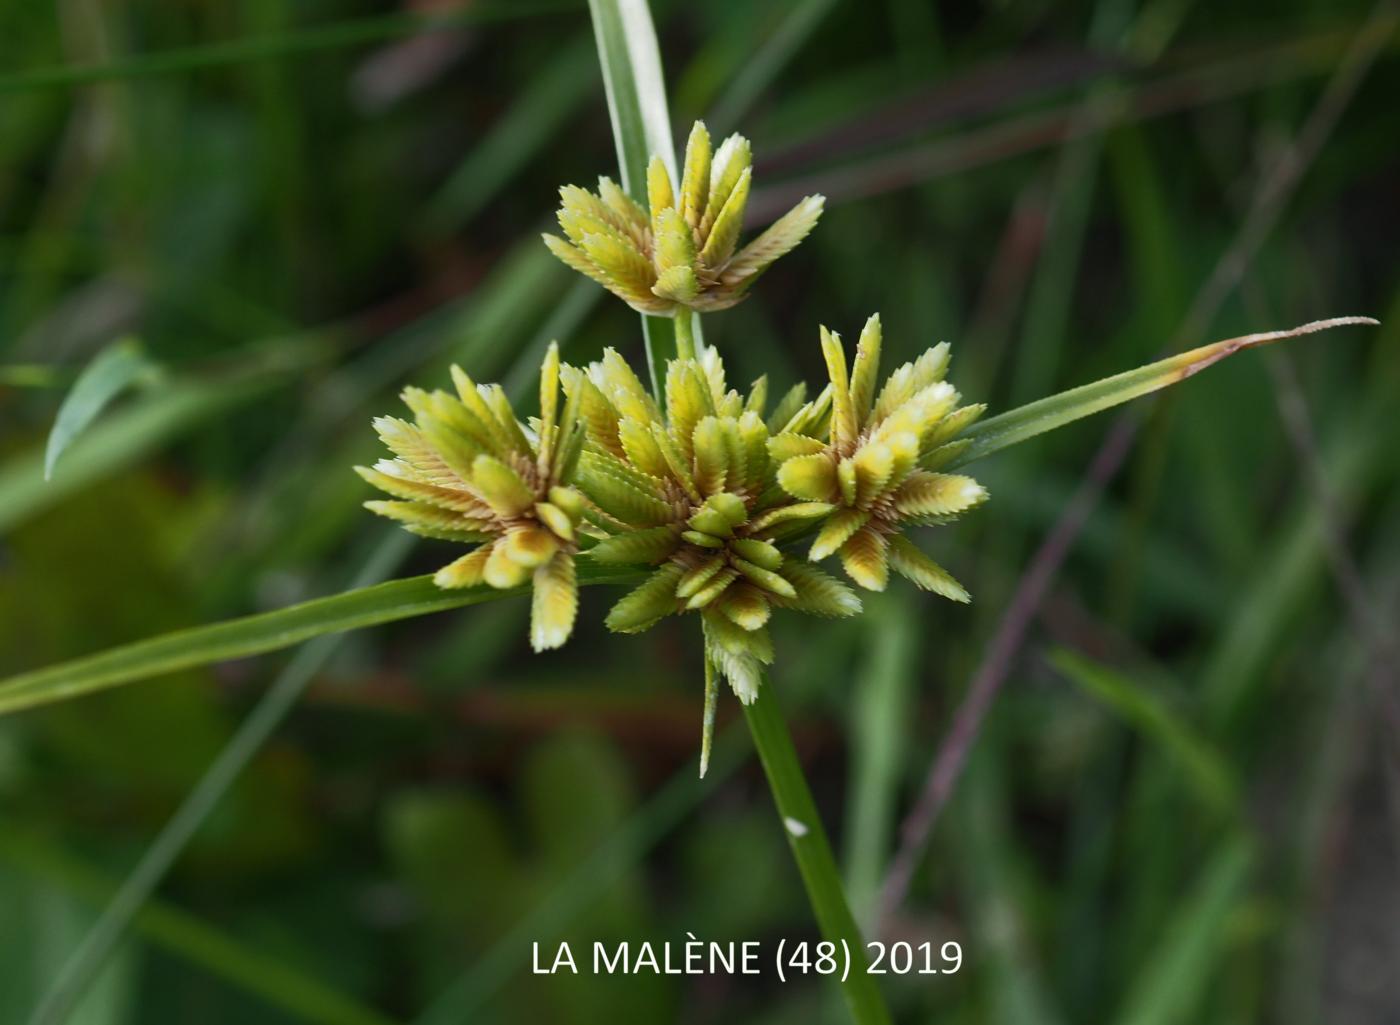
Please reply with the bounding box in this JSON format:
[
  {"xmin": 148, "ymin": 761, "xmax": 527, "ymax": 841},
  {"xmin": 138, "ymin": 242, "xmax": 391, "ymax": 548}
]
[{"xmin": 0, "ymin": 3, "xmax": 1381, "ymax": 1022}]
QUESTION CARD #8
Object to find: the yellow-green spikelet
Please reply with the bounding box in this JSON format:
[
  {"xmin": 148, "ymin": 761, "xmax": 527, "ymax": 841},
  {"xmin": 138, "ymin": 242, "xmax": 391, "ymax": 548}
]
[
  {"xmin": 543, "ymin": 121, "xmax": 824, "ymax": 316},
  {"xmin": 357, "ymin": 343, "xmax": 588, "ymax": 652},
  {"xmin": 769, "ymin": 314, "xmax": 988, "ymax": 600},
  {"xmin": 567, "ymin": 344, "xmax": 860, "ymax": 704}
]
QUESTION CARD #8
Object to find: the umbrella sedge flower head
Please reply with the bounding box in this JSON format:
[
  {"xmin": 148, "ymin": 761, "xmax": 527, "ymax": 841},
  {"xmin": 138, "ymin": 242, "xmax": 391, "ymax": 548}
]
[
  {"xmin": 769, "ymin": 314, "xmax": 988, "ymax": 599},
  {"xmin": 564, "ymin": 345, "xmax": 860, "ymax": 707},
  {"xmin": 543, "ymin": 120, "xmax": 823, "ymax": 315},
  {"xmin": 356, "ymin": 343, "xmax": 586, "ymax": 653}
]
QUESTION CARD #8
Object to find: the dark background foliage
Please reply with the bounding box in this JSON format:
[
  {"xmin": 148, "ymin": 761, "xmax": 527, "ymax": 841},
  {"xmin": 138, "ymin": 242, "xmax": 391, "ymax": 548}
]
[{"xmin": 1, "ymin": 1, "xmax": 1397, "ymax": 1022}]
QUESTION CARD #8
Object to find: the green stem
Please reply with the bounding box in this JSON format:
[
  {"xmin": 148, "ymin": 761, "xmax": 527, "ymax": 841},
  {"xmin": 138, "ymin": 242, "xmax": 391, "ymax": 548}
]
[
  {"xmin": 743, "ymin": 680, "xmax": 892, "ymax": 1025},
  {"xmin": 584, "ymin": 0, "xmax": 679, "ymax": 400},
  {"xmin": 673, "ymin": 306, "xmax": 696, "ymax": 360}
]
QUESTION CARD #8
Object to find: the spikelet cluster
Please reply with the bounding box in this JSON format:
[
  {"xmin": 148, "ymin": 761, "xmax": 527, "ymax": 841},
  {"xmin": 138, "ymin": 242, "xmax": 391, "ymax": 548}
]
[
  {"xmin": 563, "ymin": 346, "xmax": 861, "ymax": 703},
  {"xmin": 543, "ymin": 121, "xmax": 823, "ymax": 315},
  {"xmin": 768, "ymin": 315, "xmax": 988, "ymax": 599},
  {"xmin": 357, "ymin": 343, "xmax": 586, "ymax": 653}
]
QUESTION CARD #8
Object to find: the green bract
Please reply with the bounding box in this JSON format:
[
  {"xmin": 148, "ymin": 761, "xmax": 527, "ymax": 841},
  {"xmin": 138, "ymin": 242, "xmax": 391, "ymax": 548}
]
[
  {"xmin": 769, "ymin": 315, "xmax": 988, "ymax": 600},
  {"xmin": 563, "ymin": 345, "xmax": 861, "ymax": 703},
  {"xmin": 357, "ymin": 343, "xmax": 586, "ymax": 653},
  {"xmin": 542, "ymin": 120, "xmax": 824, "ymax": 315}
]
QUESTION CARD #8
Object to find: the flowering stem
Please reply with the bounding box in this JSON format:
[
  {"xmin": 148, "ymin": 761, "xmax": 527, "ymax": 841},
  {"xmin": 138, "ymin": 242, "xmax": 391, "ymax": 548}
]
[
  {"xmin": 743, "ymin": 679, "xmax": 892, "ymax": 1025},
  {"xmin": 673, "ymin": 307, "xmax": 697, "ymax": 360}
]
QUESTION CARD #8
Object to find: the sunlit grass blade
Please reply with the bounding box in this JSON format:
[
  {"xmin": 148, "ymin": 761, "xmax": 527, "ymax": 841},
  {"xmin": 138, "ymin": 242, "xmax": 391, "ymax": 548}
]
[
  {"xmin": 0, "ymin": 566, "xmax": 643, "ymax": 717},
  {"xmin": 951, "ymin": 318, "xmax": 1378, "ymax": 468},
  {"xmin": 586, "ymin": 0, "xmax": 679, "ymax": 396},
  {"xmin": 1049, "ymin": 649, "xmax": 1238, "ymax": 815},
  {"xmin": 44, "ymin": 337, "xmax": 162, "ymax": 480}
]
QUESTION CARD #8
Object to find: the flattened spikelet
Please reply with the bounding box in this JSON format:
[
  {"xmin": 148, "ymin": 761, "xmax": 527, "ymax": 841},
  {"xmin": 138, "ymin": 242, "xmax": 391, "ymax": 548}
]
[
  {"xmin": 531, "ymin": 551, "xmax": 579, "ymax": 651},
  {"xmin": 544, "ymin": 122, "xmax": 821, "ymax": 314}
]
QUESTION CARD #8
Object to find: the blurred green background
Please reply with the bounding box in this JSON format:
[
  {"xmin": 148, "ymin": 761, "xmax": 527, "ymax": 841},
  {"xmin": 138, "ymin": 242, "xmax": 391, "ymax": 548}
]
[{"xmin": 1, "ymin": 0, "xmax": 1398, "ymax": 1022}]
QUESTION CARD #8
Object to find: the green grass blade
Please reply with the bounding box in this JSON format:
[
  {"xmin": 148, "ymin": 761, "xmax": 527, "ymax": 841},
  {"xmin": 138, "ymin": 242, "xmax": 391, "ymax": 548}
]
[
  {"xmin": 707, "ymin": 0, "xmax": 839, "ymax": 134},
  {"xmin": 425, "ymin": 36, "xmax": 595, "ymax": 233},
  {"xmin": 586, "ymin": 0, "xmax": 678, "ymax": 396},
  {"xmin": 586, "ymin": 0, "xmax": 675, "ymax": 195},
  {"xmin": 0, "ymin": 365, "xmax": 67, "ymax": 388},
  {"xmin": 0, "ymin": 565, "xmax": 642, "ymax": 717},
  {"xmin": 1, "ymin": 341, "xmax": 327, "ymax": 534},
  {"xmin": 2, "ymin": 378, "xmax": 267, "ymax": 533},
  {"xmin": 20, "ymin": 532, "xmax": 417, "ymax": 1025},
  {"xmin": 1112, "ymin": 837, "xmax": 1253, "ymax": 1025},
  {"xmin": 1049, "ymin": 650, "xmax": 1238, "ymax": 815},
  {"xmin": 0, "ymin": 4, "xmax": 576, "ymax": 94},
  {"xmin": 43, "ymin": 338, "xmax": 161, "ymax": 481},
  {"xmin": 952, "ymin": 318, "xmax": 1377, "ymax": 468},
  {"xmin": 844, "ymin": 593, "xmax": 918, "ymax": 924},
  {"xmin": 0, "ymin": 832, "xmax": 400, "ymax": 1025}
]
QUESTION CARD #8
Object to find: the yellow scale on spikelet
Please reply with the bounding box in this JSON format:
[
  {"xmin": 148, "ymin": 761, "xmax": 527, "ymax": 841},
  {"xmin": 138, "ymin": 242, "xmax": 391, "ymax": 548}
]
[
  {"xmin": 357, "ymin": 343, "xmax": 588, "ymax": 653},
  {"xmin": 542, "ymin": 121, "xmax": 824, "ymax": 315},
  {"xmin": 562, "ymin": 344, "xmax": 861, "ymax": 714},
  {"xmin": 768, "ymin": 315, "xmax": 989, "ymax": 601}
]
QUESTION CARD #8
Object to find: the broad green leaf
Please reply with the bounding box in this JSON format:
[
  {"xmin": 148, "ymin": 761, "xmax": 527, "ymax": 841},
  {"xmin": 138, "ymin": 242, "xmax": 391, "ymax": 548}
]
[
  {"xmin": 586, "ymin": 0, "xmax": 679, "ymax": 396},
  {"xmin": 1049, "ymin": 649, "xmax": 1238, "ymax": 815},
  {"xmin": 951, "ymin": 317, "xmax": 1378, "ymax": 468},
  {"xmin": 0, "ymin": 565, "xmax": 642, "ymax": 718},
  {"xmin": 45, "ymin": 338, "xmax": 162, "ymax": 480}
]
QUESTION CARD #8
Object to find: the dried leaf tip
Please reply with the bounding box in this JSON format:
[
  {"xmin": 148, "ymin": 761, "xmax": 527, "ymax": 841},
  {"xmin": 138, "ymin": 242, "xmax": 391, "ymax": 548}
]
[{"xmin": 543, "ymin": 121, "xmax": 823, "ymax": 315}]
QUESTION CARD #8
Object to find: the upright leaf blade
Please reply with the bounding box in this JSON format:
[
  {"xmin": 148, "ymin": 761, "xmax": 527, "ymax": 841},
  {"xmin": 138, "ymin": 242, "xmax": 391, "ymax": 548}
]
[
  {"xmin": 586, "ymin": 0, "xmax": 678, "ymax": 396},
  {"xmin": 587, "ymin": 0, "xmax": 675, "ymax": 193},
  {"xmin": 952, "ymin": 317, "xmax": 1378, "ymax": 468},
  {"xmin": 44, "ymin": 338, "xmax": 162, "ymax": 480},
  {"xmin": 1112, "ymin": 837, "xmax": 1253, "ymax": 1025}
]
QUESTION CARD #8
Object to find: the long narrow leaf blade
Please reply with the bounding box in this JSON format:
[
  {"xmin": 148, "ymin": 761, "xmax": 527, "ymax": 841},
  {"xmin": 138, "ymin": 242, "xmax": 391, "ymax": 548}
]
[
  {"xmin": 44, "ymin": 338, "xmax": 161, "ymax": 480},
  {"xmin": 1050, "ymin": 649, "xmax": 1238, "ymax": 814},
  {"xmin": 1112, "ymin": 837, "xmax": 1253, "ymax": 1025},
  {"xmin": 587, "ymin": 0, "xmax": 675, "ymax": 191},
  {"xmin": 951, "ymin": 317, "xmax": 1377, "ymax": 467},
  {"xmin": 0, "ymin": 566, "xmax": 641, "ymax": 717},
  {"xmin": 586, "ymin": 0, "xmax": 678, "ymax": 396}
]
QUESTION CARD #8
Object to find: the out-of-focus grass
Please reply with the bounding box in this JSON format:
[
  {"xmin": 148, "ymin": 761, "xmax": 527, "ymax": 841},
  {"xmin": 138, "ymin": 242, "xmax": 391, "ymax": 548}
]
[{"xmin": 0, "ymin": 2, "xmax": 1396, "ymax": 1023}]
